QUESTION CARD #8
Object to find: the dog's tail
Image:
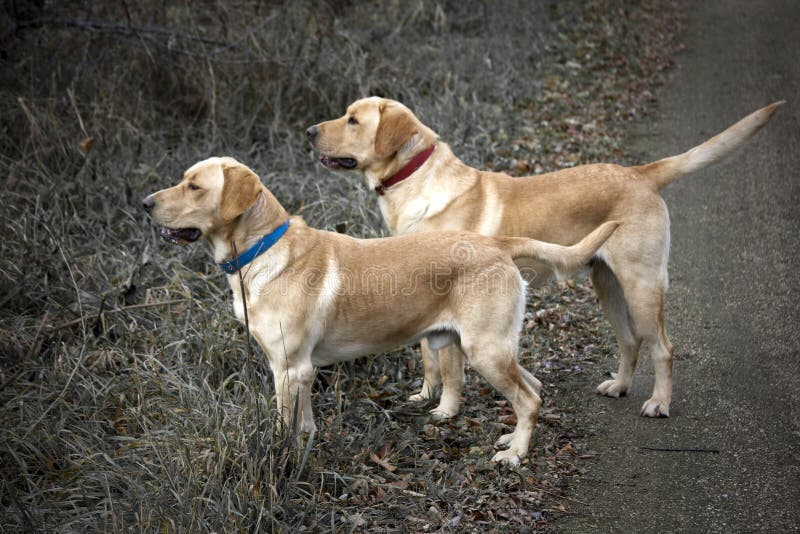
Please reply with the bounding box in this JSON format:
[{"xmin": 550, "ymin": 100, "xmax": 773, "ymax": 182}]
[
  {"xmin": 634, "ymin": 101, "xmax": 784, "ymax": 190},
  {"xmin": 504, "ymin": 221, "xmax": 620, "ymax": 281}
]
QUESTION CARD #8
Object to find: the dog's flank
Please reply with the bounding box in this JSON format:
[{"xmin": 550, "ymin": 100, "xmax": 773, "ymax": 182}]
[
  {"xmin": 309, "ymin": 97, "xmax": 782, "ymax": 420},
  {"xmin": 143, "ymin": 156, "xmax": 618, "ymax": 464}
]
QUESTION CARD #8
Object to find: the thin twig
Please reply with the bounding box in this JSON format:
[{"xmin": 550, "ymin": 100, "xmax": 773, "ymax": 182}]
[
  {"xmin": 639, "ymin": 446, "xmax": 720, "ymax": 454},
  {"xmin": 231, "ymin": 241, "xmax": 254, "ymax": 363},
  {"xmin": 56, "ymin": 237, "xmax": 85, "ymax": 337},
  {"xmin": 50, "ymin": 299, "xmax": 187, "ymax": 331},
  {"xmin": 14, "ymin": 17, "xmax": 232, "ymax": 47},
  {"xmin": 526, "ymin": 481, "xmax": 589, "ymax": 506},
  {"xmin": 4, "ymin": 444, "xmax": 37, "ymax": 533},
  {"xmin": 0, "ymin": 369, "xmax": 25, "ymax": 396},
  {"xmin": 22, "ymin": 344, "xmax": 87, "ymax": 439},
  {"xmin": 231, "ymin": 240, "xmax": 264, "ymax": 484}
]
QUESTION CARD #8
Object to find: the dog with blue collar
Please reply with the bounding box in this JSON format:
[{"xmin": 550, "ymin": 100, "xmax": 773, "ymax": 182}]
[{"xmin": 143, "ymin": 156, "xmax": 618, "ymax": 465}]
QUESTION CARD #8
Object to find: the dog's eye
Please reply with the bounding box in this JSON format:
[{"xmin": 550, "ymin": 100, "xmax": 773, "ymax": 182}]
[
  {"xmin": 347, "ymin": 116, "xmax": 358, "ymax": 125},
  {"xmin": 187, "ymin": 183, "xmax": 200, "ymax": 191}
]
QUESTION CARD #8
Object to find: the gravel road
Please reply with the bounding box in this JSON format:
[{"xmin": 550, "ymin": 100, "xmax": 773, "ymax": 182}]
[{"xmin": 556, "ymin": 1, "xmax": 799, "ymax": 531}]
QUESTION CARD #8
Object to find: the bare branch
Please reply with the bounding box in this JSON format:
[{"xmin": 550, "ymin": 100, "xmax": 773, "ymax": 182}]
[{"xmin": 13, "ymin": 16, "xmax": 233, "ymax": 48}]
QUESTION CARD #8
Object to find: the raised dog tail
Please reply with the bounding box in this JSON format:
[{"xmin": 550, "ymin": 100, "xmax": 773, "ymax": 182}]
[
  {"xmin": 634, "ymin": 101, "xmax": 784, "ymax": 190},
  {"xmin": 504, "ymin": 221, "xmax": 620, "ymax": 281}
]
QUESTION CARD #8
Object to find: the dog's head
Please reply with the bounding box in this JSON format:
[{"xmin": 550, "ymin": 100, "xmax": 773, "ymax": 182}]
[
  {"xmin": 142, "ymin": 157, "xmax": 263, "ymax": 245},
  {"xmin": 307, "ymin": 97, "xmax": 436, "ymax": 176}
]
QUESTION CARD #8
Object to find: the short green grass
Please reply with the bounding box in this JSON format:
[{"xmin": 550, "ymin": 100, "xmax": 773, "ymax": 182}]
[{"xmin": 0, "ymin": 1, "xmax": 682, "ymax": 530}]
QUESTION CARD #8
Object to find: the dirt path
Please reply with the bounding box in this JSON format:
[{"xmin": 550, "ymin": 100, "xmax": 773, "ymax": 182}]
[{"xmin": 556, "ymin": 1, "xmax": 800, "ymax": 531}]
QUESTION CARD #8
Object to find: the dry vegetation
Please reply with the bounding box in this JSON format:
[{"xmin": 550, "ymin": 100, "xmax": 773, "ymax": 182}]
[{"xmin": 0, "ymin": 0, "xmax": 682, "ymax": 531}]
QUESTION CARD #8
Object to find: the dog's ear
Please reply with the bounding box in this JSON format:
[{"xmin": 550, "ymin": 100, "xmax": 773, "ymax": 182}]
[
  {"xmin": 374, "ymin": 102, "xmax": 418, "ymax": 158},
  {"xmin": 220, "ymin": 161, "xmax": 262, "ymax": 222}
]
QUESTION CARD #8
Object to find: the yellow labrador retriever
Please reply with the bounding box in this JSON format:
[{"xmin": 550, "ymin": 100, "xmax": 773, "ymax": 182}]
[
  {"xmin": 307, "ymin": 97, "xmax": 782, "ymax": 419},
  {"xmin": 142, "ymin": 156, "xmax": 618, "ymax": 464}
]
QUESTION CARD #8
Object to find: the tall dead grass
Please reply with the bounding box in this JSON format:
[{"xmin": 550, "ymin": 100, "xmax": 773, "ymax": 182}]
[{"xmin": 0, "ymin": 0, "xmax": 682, "ymax": 530}]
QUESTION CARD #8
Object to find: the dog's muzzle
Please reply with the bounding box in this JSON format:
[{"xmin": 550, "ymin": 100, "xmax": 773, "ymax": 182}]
[
  {"xmin": 159, "ymin": 227, "xmax": 201, "ymax": 245},
  {"xmin": 142, "ymin": 195, "xmax": 201, "ymax": 245}
]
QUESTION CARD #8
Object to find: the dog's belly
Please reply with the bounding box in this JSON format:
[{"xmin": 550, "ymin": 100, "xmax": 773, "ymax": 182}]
[
  {"xmin": 310, "ymin": 342, "xmax": 377, "ymax": 367},
  {"xmin": 311, "ymin": 331, "xmax": 417, "ymax": 366},
  {"xmin": 310, "ymin": 327, "xmax": 456, "ymax": 367}
]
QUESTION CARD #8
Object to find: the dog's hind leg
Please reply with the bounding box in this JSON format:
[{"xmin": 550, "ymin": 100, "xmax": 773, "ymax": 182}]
[
  {"xmin": 625, "ymin": 282, "xmax": 673, "ymax": 417},
  {"xmin": 592, "ymin": 260, "xmax": 643, "ymax": 398},
  {"xmin": 519, "ymin": 366, "xmax": 542, "ymax": 395},
  {"xmin": 596, "ymin": 258, "xmax": 673, "ymax": 417}
]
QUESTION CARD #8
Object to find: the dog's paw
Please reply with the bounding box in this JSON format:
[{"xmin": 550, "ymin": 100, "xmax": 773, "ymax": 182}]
[
  {"xmin": 409, "ymin": 385, "xmax": 437, "ymax": 402},
  {"xmin": 491, "ymin": 449, "xmax": 522, "ymax": 465},
  {"xmin": 429, "ymin": 406, "xmax": 457, "ymax": 420},
  {"xmin": 495, "ymin": 432, "xmax": 516, "ymax": 449},
  {"xmin": 408, "ymin": 392, "xmax": 428, "ymax": 402},
  {"xmin": 596, "ymin": 379, "xmax": 629, "ymax": 398},
  {"xmin": 640, "ymin": 398, "xmax": 670, "ymax": 418}
]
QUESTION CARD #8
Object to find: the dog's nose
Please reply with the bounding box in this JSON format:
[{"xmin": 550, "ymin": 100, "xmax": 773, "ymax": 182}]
[
  {"xmin": 142, "ymin": 195, "xmax": 155, "ymax": 213},
  {"xmin": 306, "ymin": 125, "xmax": 318, "ymax": 141}
]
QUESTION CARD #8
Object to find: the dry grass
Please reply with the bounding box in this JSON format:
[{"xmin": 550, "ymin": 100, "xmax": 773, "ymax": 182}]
[{"xmin": 0, "ymin": 0, "xmax": 682, "ymax": 531}]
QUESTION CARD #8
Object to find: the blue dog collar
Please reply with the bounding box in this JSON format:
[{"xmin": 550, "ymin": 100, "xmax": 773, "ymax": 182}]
[{"xmin": 218, "ymin": 219, "xmax": 291, "ymax": 275}]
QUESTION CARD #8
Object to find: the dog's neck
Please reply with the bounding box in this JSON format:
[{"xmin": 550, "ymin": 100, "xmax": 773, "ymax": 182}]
[
  {"xmin": 364, "ymin": 129, "xmax": 437, "ymax": 189},
  {"xmin": 367, "ymin": 141, "xmax": 479, "ymax": 234},
  {"xmin": 208, "ymin": 189, "xmax": 290, "ymax": 264}
]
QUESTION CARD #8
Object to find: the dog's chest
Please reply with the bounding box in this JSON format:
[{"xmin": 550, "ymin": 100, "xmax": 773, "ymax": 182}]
[
  {"xmin": 386, "ymin": 177, "xmax": 500, "ymax": 236},
  {"xmin": 228, "ymin": 252, "xmax": 340, "ymax": 359},
  {"xmin": 388, "ymin": 193, "xmax": 452, "ymax": 235}
]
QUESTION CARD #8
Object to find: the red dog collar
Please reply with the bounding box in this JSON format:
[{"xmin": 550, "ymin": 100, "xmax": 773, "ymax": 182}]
[{"xmin": 374, "ymin": 144, "xmax": 436, "ymax": 196}]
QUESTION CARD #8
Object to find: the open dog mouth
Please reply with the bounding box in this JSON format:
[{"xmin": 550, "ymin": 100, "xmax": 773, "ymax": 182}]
[
  {"xmin": 160, "ymin": 227, "xmax": 202, "ymax": 245},
  {"xmin": 319, "ymin": 155, "xmax": 358, "ymax": 169}
]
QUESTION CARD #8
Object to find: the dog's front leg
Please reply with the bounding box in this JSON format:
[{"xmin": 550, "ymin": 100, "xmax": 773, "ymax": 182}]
[
  {"xmin": 271, "ymin": 358, "xmax": 317, "ymax": 434},
  {"xmin": 409, "ymin": 338, "xmax": 441, "ymax": 402},
  {"xmin": 410, "ymin": 341, "xmax": 465, "ymax": 418},
  {"xmin": 430, "ymin": 344, "xmax": 465, "ymax": 419}
]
